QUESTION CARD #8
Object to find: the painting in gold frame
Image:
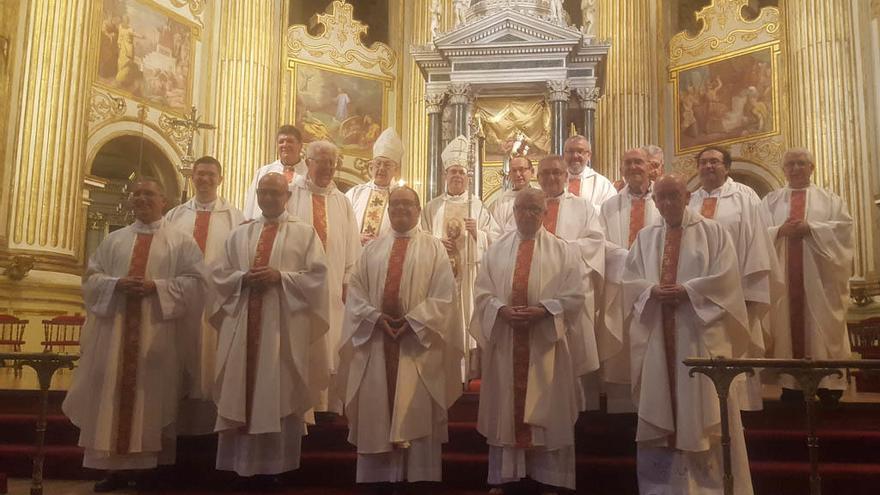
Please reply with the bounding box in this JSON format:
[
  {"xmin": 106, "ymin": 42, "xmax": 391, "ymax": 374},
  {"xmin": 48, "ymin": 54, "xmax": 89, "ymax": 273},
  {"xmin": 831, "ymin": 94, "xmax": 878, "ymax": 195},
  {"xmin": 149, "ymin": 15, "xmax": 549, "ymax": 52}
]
[
  {"xmin": 671, "ymin": 43, "xmax": 780, "ymax": 153},
  {"xmin": 289, "ymin": 60, "xmax": 390, "ymax": 159},
  {"xmin": 94, "ymin": 0, "xmax": 198, "ymax": 115}
]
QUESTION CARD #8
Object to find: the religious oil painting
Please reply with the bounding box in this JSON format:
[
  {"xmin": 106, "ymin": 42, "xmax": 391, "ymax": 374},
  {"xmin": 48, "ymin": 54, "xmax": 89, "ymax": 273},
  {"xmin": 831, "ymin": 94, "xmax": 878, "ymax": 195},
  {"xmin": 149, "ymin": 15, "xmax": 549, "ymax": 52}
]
[
  {"xmin": 672, "ymin": 44, "xmax": 780, "ymax": 153},
  {"xmin": 95, "ymin": 0, "xmax": 198, "ymax": 113},
  {"xmin": 291, "ymin": 61, "xmax": 389, "ymax": 158}
]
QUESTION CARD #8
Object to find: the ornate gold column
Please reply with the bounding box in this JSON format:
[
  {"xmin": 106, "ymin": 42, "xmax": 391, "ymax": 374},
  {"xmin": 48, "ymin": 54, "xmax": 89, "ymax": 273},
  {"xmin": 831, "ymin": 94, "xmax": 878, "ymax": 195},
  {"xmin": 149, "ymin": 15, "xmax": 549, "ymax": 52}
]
[
  {"xmin": 4, "ymin": 0, "xmax": 94, "ymax": 269},
  {"xmin": 595, "ymin": 0, "xmax": 661, "ymax": 176},
  {"xmin": 783, "ymin": 0, "xmax": 876, "ymax": 276},
  {"xmin": 212, "ymin": 0, "xmax": 283, "ymax": 206}
]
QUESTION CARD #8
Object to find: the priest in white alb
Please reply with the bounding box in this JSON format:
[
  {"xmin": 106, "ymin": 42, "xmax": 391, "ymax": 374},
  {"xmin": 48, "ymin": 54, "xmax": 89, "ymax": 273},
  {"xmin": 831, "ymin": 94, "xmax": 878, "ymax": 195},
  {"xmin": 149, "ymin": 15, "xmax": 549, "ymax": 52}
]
[
  {"xmin": 623, "ymin": 174, "xmax": 753, "ymax": 495},
  {"xmin": 472, "ymin": 188, "xmax": 592, "ymax": 493},
  {"xmin": 63, "ymin": 179, "xmax": 205, "ymax": 492},
  {"xmin": 165, "ymin": 156, "xmax": 245, "ymax": 435},
  {"xmin": 598, "ymin": 148, "xmax": 661, "ymax": 413},
  {"xmin": 763, "ymin": 147, "xmax": 853, "ymax": 404},
  {"xmin": 562, "ymin": 135, "xmax": 616, "ymax": 209},
  {"xmin": 288, "ymin": 140, "xmax": 361, "ymax": 412},
  {"xmin": 345, "ymin": 128, "xmax": 403, "ymax": 244},
  {"xmin": 211, "ymin": 173, "xmax": 329, "ymax": 484},
  {"xmin": 489, "ymin": 155, "xmax": 534, "ymax": 233},
  {"xmin": 422, "ymin": 135, "xmax": 501, "ymax": 377},
  {"xmin": 242, "ymin": 125, "xmax": 307, "ymax": 219},
  {"xmin": 338, "ymin": 186, "xmax": 463, "ymax": 490},
  {"xmin": 535, "ymin": 155, "xmax": 606, "ymax": 410},
  {"xmin": 689, "ymin": 145, "xmax": 779, "ymax": 411}
]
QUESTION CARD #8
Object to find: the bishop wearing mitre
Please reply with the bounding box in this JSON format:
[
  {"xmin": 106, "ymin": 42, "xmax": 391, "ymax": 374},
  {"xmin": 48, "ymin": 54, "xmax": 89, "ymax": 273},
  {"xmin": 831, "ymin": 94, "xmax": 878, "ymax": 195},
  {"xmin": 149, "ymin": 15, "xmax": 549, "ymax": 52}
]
[
  {"xmin": 338, "ymin": 186, "xmax": 463, "ymax": 491},
  {"xmin": 422, "ymin": 135, "xmax": 501, "ymax": 377},
  {"xmin": 211, "ymin": 173, "xmax": 329, "ymax": 485},
  {"xmin": 345, "ymin": 128, "xmax": 404, "ymax": 244},
  {"xmin": 288, "ymin": 140, "xmax": 361, "ymax": 412},
  {"xmin": 63, "ymin": 179, "xmax": 205, "ymax": 492},
  {"xmin": 164, "ymin": 156, "xmax": 244, "ymax": 435},
  {"xmin": 242, "ymin": 125, "xmax": 307, "ymax": 219},
  {"xmin": 471, "ymin": 188, "xmax": 590, "ymax": 493},
  {"xmin": 623, "ymin": 174, "xmax": 753, "ymax": 495}
]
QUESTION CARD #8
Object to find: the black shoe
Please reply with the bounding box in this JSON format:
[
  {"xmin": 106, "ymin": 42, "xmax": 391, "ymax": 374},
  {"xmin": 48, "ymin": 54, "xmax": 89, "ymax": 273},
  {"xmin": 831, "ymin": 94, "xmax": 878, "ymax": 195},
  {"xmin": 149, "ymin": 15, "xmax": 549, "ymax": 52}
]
[
  {"xmin": 817, "ymin": 388, "xmax": 842, "ymax": 408},
  {"xmin": 780, "ymin": 387, "xmax": 805, "ymax": 403},
  {"xmin": 93, "ymin": 474, "xmax": 130, "ymax": 492}
]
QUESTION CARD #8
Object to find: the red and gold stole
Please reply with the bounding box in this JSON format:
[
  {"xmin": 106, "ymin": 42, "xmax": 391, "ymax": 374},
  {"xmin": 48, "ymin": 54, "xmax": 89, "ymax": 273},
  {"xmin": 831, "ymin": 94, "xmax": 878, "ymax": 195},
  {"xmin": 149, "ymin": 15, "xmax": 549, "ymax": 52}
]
[
  {"xmin": 361, "ymin": 188, "xmax": 389, "ymax": 237},
  {"xmin": 628, "ymin": 197, "xmax": 647, "ymax": 247},
  {"xmin": 381, "ymin": 237, "xmax": 410, "ymax": 412},
  {"xmin": 568, "ymin": 177, "xmax": 582, "ymax": 196},
  {"xmin": 700, "ymin": 197, "xmax": 719, "ymax": 219},
  {"xmin": 543, "ymin": 198, "xmax": 561, "ymax": 235},
  {"xmin": 788, "ymin": 190, "xmax": 808, "ymax": 358},
  {"xmin": 312, "ymin": 194, "xmax": 329, "ymax": 250},
  {"xmin": 245, "ymin": 221, "xmax": 280, "ymax": 426},
  {"xmin": 283, "ymin": 167, "xmax": 296, "ymax": 183},
  {"xmin": 659, "ymin": 225, "xmax": 684, "ymax": 448},
  {"xmin": 192, "ymin": 210, "xmax": 212, "ymax": 254},
  {"xmin": 511, "ymin": 237, "xmax": 536, "ymax": 448},
  {"xmin": 116, "ymin": 232, "xmax": 154, "ymax": 454}
]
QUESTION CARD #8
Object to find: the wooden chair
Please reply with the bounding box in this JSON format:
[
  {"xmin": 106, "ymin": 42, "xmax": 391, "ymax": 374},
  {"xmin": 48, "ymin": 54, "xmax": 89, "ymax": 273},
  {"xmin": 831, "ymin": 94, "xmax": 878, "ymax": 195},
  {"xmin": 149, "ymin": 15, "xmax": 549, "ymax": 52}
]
[
  {"xmin": 848, "ymin": 317, "xmax": 880, "ymax": 392},
  {"xmin": 41, "ymin": 314, "xmax": 85, "ymax": 356},
  {"xmin": 0, "ymin": 314, "xmax": 28, "ymax": 376}
]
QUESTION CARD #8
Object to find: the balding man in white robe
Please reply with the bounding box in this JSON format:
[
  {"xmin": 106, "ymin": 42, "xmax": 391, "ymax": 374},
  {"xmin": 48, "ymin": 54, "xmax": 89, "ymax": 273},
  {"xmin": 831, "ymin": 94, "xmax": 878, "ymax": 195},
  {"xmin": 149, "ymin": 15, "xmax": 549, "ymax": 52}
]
[
  {"xmin": 489, "ymin": 155, "xmax": 535, "ymax": 233},
  {"xmin": 345, "ymin": 128, "xmax": 404, "ymax": 244},
  {"xmin": 472, "ymin": 188, "xmax": 591, "ymax": 494},
  {"xmin": 624, "ymin": 174, "xmax": 753, "ymax": 495},
  {"xmin": 689, "ymin": 146, "xmax": 779, "ymax": 411},
  {"xmin": 165, "ymin": 156, "xmax": 244, "ymax": 435},
  {"xmin": 288, "ymin": 140, "xmax": 361, "ymax": 412},
  {"xmin": 422, "ymin": 135, "xmax": 501, "ymax": 378},
  {"xmin": 63, "ymin": 179, "xmax": 205, "ymax": 492},
  {"xmin": 598, "ymin": 148, "xmax": 661, "ymax": 413},
  {"xmin": 211, "ymin": 173, "xmax": 329, "ymax": 486},
  {"xmin": 562, "ymin": 135, "xmax": 616, "ymax": 209},
  {"xmin": 339, "ymin": 186, "xmax": 463, "ymax": 492},
  {"xmin": 763, "ymin": 148, "xmax": 853, "ymax": 404}
]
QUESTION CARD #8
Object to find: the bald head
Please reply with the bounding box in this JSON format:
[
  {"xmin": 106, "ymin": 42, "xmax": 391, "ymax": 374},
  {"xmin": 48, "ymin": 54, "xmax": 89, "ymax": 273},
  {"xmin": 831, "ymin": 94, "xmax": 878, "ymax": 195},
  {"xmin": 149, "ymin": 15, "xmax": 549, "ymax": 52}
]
[
  {"xmin": 513, "ymin": 188, "xmax": 547, "ymax": 237},
  {"xmin": 652, "ymin": 174, "xmax": 690, "ymax": 227},
  {"xmin": 256, "ymin": 172, "xmax": 291, "ymax": 218}
]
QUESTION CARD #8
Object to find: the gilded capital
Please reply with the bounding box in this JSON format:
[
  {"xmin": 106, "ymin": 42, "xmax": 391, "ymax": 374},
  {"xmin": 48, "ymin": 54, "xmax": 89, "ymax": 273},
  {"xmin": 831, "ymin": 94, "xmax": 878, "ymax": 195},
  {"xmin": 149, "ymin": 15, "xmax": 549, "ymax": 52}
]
[
  {"xmin": 447, "ymin": 83, "xmax": 473, "ymax": 106},
  {"xmin": 546, "ymin": 80, "xmax": 572, "ymax": 103},
  {"xmin": 425, "ymin": 91, "xmax": 446, "ymax": 114},
  {"xmin": 575, "ymin": 87, "xmax": 601, "ymax": 110}
]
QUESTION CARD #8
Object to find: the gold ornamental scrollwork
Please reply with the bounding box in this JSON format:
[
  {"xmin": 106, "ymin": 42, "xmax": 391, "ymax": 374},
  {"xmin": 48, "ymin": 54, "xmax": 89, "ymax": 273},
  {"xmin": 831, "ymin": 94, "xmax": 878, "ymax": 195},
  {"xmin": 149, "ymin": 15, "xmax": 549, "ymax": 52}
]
[
  {"xmin": 287, "ymin": 1, "xmax": 396, "ymax": 78},
  {"xmin": 669, "ymin": 0, "xmax": 780, "ymax": 67},
  {"xmin": 169, "ymin": 0, "xmax": 206, "ymax": 19},
  {"xmin": 670, "ymin": 155, "xmax": 698, "ymax": 180},
  {"xmin": 738, "ymin": 138, "xmax": 785, "ymax": 167},
  {"xmin": 89, "ymin": 90, "xmax": 127, "ymax": 124},
  {"xmin": 158, "ymin": 113, "xmax": 191, "ymax": 158}
]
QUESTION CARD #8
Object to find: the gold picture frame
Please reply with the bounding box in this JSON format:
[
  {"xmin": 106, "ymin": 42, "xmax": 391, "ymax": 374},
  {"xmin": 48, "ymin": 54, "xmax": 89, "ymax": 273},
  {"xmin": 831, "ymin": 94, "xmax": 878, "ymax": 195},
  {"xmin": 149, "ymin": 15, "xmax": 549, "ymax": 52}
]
[
  {"xmin": 288, "ymin": 59, "xmax": 391, "ymax": 160},
  {"xmin": 93, "ymin": 0, "xmax": 200, "ymax": 116},
  {"xmin": 671, "ymin": 42, "xmax": 781, "ymax": 154}
]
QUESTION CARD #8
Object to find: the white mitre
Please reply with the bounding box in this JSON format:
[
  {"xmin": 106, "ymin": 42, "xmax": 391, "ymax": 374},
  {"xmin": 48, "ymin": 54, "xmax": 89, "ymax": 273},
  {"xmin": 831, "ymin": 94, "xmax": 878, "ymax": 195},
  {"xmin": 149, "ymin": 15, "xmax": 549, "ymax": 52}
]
[
  {"xmin": 373, "ymin": 127, "xmax": 404, "ymax": 164},
  {"xmin": 442, "ymin": 135, "xmax": 469, "ymax": 170}
]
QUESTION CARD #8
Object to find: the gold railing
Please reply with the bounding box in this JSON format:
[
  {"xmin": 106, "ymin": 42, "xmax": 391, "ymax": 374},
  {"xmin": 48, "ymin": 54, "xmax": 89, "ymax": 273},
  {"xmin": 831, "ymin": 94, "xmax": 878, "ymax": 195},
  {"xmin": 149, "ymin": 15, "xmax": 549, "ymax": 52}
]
[{"xmin": 684, "ymin": 357, "xmax": 880, "ymax": 495}]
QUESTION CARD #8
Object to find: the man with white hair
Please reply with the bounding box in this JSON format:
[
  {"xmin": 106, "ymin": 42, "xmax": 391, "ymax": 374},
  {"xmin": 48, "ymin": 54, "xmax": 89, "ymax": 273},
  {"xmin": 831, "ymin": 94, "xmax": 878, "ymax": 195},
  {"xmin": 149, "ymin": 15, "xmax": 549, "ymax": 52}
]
[
  {"xmin": 242, "ymin": 125, "xmax": 307, "ymax": 219},
  {"xmin": 562, "ymin": 135, "xmax": 616, "ymax": 209},
  {"xmin": 489, "ymin": 155, "xmax": 535, "ymax": 233},
  {"xmin": 422, "ymin": 135, "xmax": 501, "ymax": 377},
  {"xmin": 763, "ymin": 147, "xmax": 853, "ymax": 405},
  {"xmin": 346, "ymin": 128, "xmax": 404, "ymax": 244},
  {"xmin": 288, "ymin": 140, "xmax": 361, "ymax": 412}
]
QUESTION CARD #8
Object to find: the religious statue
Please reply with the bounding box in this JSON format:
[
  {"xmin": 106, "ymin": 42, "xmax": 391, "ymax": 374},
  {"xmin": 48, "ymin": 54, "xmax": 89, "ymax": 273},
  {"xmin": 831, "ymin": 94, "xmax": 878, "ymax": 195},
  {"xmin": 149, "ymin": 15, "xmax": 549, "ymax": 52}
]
[
  {"xmin": 431, "ymin": 0, "xmax": 442, "ymax": 40},
  {"xmin": 454, "ymin": 0, "xmax": 469, "ymax": 27},
  {"xmin": 549, "ymin": 0, "xmax": 566, "ymax": 25},
  {"xmin": 581, "ymin": 0, "xmax": 597, "ymax": 36}
]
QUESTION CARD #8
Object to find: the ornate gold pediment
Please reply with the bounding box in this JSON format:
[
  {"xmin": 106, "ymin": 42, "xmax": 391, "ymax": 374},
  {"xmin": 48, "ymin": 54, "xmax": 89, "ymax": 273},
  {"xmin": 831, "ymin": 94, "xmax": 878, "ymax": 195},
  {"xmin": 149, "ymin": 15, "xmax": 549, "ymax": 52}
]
[
  {"xmin": 669, "ymin": 0, "xmax": 780, "ymax": 68},
  {"xmin": 286, "ymin": 0, "xmax": 396, "ymax": 78}
]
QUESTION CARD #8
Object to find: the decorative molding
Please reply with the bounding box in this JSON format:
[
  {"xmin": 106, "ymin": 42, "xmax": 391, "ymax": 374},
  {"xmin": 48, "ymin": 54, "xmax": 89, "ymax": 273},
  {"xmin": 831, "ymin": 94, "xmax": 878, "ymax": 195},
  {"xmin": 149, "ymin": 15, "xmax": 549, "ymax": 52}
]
[
  {"xmin": 169, "ymin": 0, "xmax": 206, "ymax": 18},
  {"xmin": 447, "ymin": 83, "xmax": 473, "ymax": 106},
  {"xmin": 546, "ymin": 79, "xmax": 571, "ymax": 102},
  {"xmin": 738, "ymin": 137, "xmax": 786, "ymax": 169},
  {"xmin": 575, "ymin": 87, "xmax": 600, "ymax": 110},
  {"xmin": 286, "ymin": 0, "xmax": 396, "ymax": 77},
  {"xmin": 670, "ymin": 154, "xmax": 698, "ymax": 179},
  {"xmin": 88, "ymin": 90, "xmax": 127, "ymax": 124},
  {"xmin": 425, "ymin": 91, "xmax": 446, "ymax": 114},
  {"xmin": 669, "ymin": 0, "xmax": 780, "ymax": 67},
  {"xmin": 157, "ymin": 113, "xmax": 191, "ymax": 159}
]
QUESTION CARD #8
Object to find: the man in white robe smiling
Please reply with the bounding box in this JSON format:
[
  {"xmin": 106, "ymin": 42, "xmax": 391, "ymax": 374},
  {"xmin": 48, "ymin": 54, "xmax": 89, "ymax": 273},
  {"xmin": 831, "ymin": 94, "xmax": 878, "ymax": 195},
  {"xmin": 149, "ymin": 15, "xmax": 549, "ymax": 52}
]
[
  {"xmin": 489, "ymin": 155, "xmax": 535, "ymax": 233},
  {"xmin": 562, "ymin": 135, "xmax": 616, "ymax": 209},
  {"xmin": 339, "ymin": 186, "xmax": 463, "ymax": 493},
  {"xmin": 211, "ymin": 173, "xmax": 329, "ymax": 487},
  {"xmin": 242, "ymin": 125, "xmax": 307, "ymax": 219},
  {"xmin": 63, "ymin": 179, "xmax": 205, "ymax": 492},
  {"xmin": 471, "ymin": 188, "xmax": 590, "ymax": 494},
  {"xmin": 623, "ymin": 174, "xmax": 753, "ymax": 495}
]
